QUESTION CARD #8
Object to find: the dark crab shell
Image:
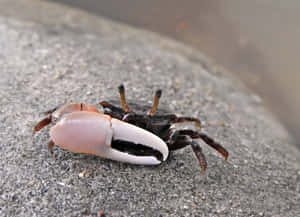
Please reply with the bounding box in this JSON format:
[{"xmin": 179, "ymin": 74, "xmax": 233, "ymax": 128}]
[{"xmin": 99, "ymin": 85, "xmax": 229, "ymax": 172}]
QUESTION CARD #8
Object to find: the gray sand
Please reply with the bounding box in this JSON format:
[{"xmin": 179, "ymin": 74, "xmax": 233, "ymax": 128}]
[{"xmin": 0, "ymin": 0, "xmax": 299, "ymax": 216}]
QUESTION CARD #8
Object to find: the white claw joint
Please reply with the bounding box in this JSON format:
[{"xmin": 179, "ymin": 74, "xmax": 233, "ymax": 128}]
[{"xmin": 50, "ymin": 111, "xmax": 169, "ymax": 165}]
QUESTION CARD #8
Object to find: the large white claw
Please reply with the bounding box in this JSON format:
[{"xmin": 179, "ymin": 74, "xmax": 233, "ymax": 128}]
[
  {"xmin": 103, "ymin": 149, "xmax": 163, "ymax": 165},
  {"xmin": 111, "ymin": 119, "xmax": 169, "ymax": 163},
  {"xmin": 50, "ymin": 111, "xmax": 169, "ymax": 165}
]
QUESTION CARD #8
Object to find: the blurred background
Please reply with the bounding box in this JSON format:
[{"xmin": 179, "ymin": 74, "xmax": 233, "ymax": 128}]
[{"xmin": 48, "ymin": 0, "xmax": 300, "ymax": 147}]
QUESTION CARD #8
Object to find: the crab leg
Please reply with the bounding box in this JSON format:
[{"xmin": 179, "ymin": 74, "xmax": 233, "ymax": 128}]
[
  {"xmin": 191, "ymin": 141, "xmax": 207, "ymax": 172},
  {"xmin": 173, "ymin": 116, "xmax": 202, "ymax": 128},
  {"xmin": 33, "ymin": 116, "xmax": 52, "ymax": 135},
  {"xmin": 43, "ymin": 106, "xmax": 59, "ymax": 116},
  {"xmin": 171, "ymin": 129, "xmax": 228, "ymax": 160},
  {"xmin": 167, "ymin": 134, "xmax": 190, "ymax": 150},
  {"xmin": 118, "ymin": 84, "xmax": 131, "ymax": 112},
  {"xmin": 149, "ymin": 89, "xmax": 162, "ymax": 116},
  {"xmin": 167, "ymin": 134, "xmax": 207, "ymax": 172},
  {"xmin": 48, "ymin": 140, "xmax": 55, "ymax": 155}
]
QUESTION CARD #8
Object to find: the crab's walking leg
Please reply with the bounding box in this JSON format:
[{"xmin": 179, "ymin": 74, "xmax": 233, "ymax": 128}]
[
  {"xmin": 33, "ymin": 116, "xmax": 52, "ymax": 136},
  {"xmin": 149, "ymin": 89, "xmax": 162, "ymax": 116},
  {"xmin": 43, "ymin": 107, "xmax": 59, "ymax": 116},
  {"xmin": 168, "ymin": 134, "xmax": 190, "ymax": 150},
  {"xmin": 191, "ymin": 141, "xmax": 207, "ymax": 172},
  {"xmin": 33, "ymin": 116, "xmax": 55, "ymax": 158},
  {"xmin": 118, "ymin": 84, "xmax": 131, "ymax": 112},
  {"xmin": 33, "ymin": 106, "xmax": 58, "ymax": 136},
  {"xmin": 48, "ymin": 140, "xmax": 55, "ymax": 155},
  {"xmin": 173, "ymin": 116, "xmax": 202, "ymax": 128},
  {"xmin": 167, "ymin": 134, "xmax": 207, "ymax": 172},
  {"xmin": 173, "ymin": 130, "xmax": 228, "ymax": 160}
]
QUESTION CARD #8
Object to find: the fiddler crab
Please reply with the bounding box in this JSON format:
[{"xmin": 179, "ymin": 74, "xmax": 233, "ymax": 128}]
[{"xmin": 33, "ymin": 85, "xmax": 228, "ymax": 172}]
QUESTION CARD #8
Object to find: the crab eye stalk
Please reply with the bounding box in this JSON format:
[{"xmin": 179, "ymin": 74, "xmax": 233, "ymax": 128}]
[
  {"xmin": 118, "ymin": 84, "xmax": 131, "ymax": 113},
  {"xmin": 149, "ymin": 89, "xmax": 162, "ymax": 116}
]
